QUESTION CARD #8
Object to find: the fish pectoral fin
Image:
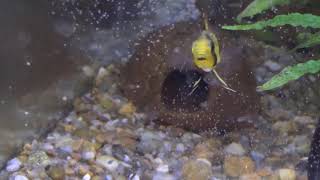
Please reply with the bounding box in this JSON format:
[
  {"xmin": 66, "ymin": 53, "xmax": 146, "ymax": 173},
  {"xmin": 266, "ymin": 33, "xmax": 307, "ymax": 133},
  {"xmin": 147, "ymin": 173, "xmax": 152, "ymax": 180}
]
[
  {"xmin": 212, "ymin": 69, "xmax": 237, "ymax": 93},
  {"xmin": 188, "ymin": 77, "xmax": 202, "ymax": 96},
  {"xmin": 222, "ymin": 85, "xmax": 237, "ymax": 93},
  {"xmin": 193, "ymin": 77, "xmax": 202, "ymax": 88}
]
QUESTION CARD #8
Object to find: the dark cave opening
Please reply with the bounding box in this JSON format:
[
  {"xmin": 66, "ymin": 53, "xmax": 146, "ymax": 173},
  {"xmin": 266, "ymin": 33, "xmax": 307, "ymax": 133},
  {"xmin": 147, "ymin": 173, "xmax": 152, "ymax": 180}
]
[{"xmin": 161, "ymin": 69, "xmax": 209, "ymax": 112}]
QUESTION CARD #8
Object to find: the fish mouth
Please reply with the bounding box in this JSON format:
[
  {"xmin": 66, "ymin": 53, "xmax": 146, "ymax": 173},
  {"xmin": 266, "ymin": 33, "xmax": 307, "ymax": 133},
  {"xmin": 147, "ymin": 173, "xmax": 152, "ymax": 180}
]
[{"xmin": 202, "ymin": 68, "xmax": 212, "ymax": 72}]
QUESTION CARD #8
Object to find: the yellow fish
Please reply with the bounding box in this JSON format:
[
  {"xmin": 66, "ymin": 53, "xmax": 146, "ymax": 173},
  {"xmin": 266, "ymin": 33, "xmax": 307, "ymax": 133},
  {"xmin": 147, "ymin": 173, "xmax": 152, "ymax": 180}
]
[{"xmin": 191, "ymin": 15, "xmax": 236, "ymax": 93}]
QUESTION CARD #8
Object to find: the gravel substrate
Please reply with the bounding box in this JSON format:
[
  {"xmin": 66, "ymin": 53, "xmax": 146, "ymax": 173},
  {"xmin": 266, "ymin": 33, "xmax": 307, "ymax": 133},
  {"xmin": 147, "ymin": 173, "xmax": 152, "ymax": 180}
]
[{"xmin": 1, "ymin": 63, "xmax": 317, "ymax": 180}]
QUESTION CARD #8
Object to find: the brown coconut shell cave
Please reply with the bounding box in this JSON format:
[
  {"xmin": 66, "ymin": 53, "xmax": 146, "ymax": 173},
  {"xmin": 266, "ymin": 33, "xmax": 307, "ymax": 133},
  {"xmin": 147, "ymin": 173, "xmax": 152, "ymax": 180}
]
[{"xmin": 120, "ymin": 21, "xmax": 260, "ymax": 132}]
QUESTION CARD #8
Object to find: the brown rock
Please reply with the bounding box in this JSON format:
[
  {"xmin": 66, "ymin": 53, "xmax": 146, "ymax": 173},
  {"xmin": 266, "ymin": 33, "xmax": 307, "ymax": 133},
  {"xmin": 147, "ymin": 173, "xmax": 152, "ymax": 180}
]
[
  {"xmin": 266, "ymin": 174, "xmax": 281, "ymax": 180},
  {"xmin": 114, "ymin": 128, "xmax": 138, "ymax": 150},
  {"xmin": 78, "ymin": 165, "xmax": 89, "ymax": 176},
  {"xmin": 61, "ymin": 124, "xmax": 76, "ymax": 133},
  {"xmin": 95, "ymin": 132, "xmax": 114, "ymax": 144},
  {"xmin": 278, "ymin": 168, "xmax": 296, "ymax": 180},
  {"xmin": 73, "ymin": 128, "xmax": 94, "ymax": 139},
  {"xmin": 118, "ymin": 102, "xmax": 136, "ymax": 117},
  {"xmin": 47, "ymin": 165, "xmax": 65, "ymax": 180},
  {"xmin": 18, "ymin": 155, "xmax": 28, "ymax": 163},
  {"xmin": 97, "ymin": 93, "xmax": 115, "ymax": 110},
  {"xmin": 65, "ymin": 167, "xmax": 75, "ymax": 176},
  {"xmin": 91, "ymin": 164, "xmax": 104, "ymax": 174},
  {"xmin": 70, "ymin": 153, "xmax": 82, "ymax": 161},
  {"xmin": 72, "ymin": 139, "xmax": 84, "ymax": 152},
  {"xmin": 256, "ymin": 168, "xmax": 272, "ymax": 177},
  {"xmin": 115, "ymin": 136, "xmax": 137, "ymax": 150},
  {"xmin": 92, "ymin": 176, "xmax": 102, "ymax": 180},
  {"xmin": 73, "ymin": 98, "xmax": 89, "ymax": 112},
  {"xmin": 239, "ymin": 173, "xmax": 261, "ymax": 180},
  {"xmin": 224, "ymin": 156, "xmax": 255, "ymax": 177},
  {"xmin": 182, "ymin": 159, "xmax": 213, "ymax": 180},
  {"xmin": 21, "ymin": 143, "xmax": 32, "ymax": 156},
  {"xmin": 193, "ymin": 138, "xmax": 222, "ymax": 162},
  {"xmin": 116, "ymin": 128, "xmax": 136, "ymax": 137},
  {"xmin": 272, "ymin": 121, "xmax": 298, "ymax": 135}
]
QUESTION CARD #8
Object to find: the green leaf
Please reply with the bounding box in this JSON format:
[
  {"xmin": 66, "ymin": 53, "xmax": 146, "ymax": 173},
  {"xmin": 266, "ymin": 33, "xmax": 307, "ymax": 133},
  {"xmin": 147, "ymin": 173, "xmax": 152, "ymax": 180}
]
[
  {"xmin": 257, "ymin": 60, "xmax": 320, "ymax": 91},
  {"xmin": 237, "ymin": 0, "xmax": 291, "ymax": 21},
  {"xmin": 223, "ymin": 13, "xmax": 320, "ymax": 31},
  {"xmin": 292, "ymin": 31, "xmax": 320, "ymax": 50}
]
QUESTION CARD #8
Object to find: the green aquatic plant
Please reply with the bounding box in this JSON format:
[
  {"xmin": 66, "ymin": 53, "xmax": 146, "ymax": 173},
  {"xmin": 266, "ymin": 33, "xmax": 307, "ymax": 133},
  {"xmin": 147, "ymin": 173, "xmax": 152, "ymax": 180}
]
[
  {"xmin": 223, "ymin": 13, "xmax": 320, "ymax": 30},
  {"xmin": 236, "ymin": 0, "xmax": 309, "ymax": 21},
  {"xmin": 257, "ymin": 60, "xmax": 320, "ymax": 91},
  {"xmin": 236, "ymin": 0, "xmax": 292, "ymax": 21},
  {"xmin": 222, "ymin": 1, "xmax": 320, "ymax": 91}
]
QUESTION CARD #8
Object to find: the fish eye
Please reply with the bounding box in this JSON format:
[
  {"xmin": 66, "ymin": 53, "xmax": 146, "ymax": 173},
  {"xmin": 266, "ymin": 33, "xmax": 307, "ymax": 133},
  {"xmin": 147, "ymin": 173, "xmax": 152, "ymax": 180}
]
[{"xmin": 197, "ymin": 57, "xmax": 206, "ymax": 61}]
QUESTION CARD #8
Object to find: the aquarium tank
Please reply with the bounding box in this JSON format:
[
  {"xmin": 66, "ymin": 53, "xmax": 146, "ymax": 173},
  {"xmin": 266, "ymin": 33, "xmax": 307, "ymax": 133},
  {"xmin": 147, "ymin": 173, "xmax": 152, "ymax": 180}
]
[{"xmin": 0, "ymin": 0, "xmax": 320, "ymax": 179}]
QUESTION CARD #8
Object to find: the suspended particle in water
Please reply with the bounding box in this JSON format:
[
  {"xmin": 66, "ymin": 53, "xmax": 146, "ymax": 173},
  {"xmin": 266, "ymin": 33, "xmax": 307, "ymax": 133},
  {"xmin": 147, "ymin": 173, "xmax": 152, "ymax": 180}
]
[{"xmin": 62, "ymin": 96, "xmax": 68, "ymax": 101}]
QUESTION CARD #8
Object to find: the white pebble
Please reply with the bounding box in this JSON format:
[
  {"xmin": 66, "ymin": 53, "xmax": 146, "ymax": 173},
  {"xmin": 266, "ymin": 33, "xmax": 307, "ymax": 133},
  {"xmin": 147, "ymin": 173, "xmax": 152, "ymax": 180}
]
[
  {"xmin": 82, "ymin": 173, "xmax": 91, "ymax": 180},
  {"xmin": 82, "ymin": 65, "xmax": 95, "ymax": 77},
  {"xmin": 42, "ymin": 143, "xmax": 54, "ymax": 151},
  {"xmin": 13, "ymin": 175, "xmax": 29, "ymax": 180},
  {"xmin": 224, "ymin": 142, "xmax": 246, "ymax": 156},
  {"xmin": 96, "ymin": 156, "xmax": 119, "ymax": 171},
  {"xmin": 163, "ymin": 141, "xmax": 172, "ymax": 152},
  {"xmin": 152, "ymin": 172, "xmax": 176, "ymax": 180},
  {"xmin": 95, "ymin": 67, "xmax": 108, "ymax": 85},
  {"xmin": 279, "ymin": 168, "xmax": 296, "ymax": 180},
  {"xmin": 6, "ymin": 158, "xmax": 22, "ymax": 172},
  {"xmin": 105, "ymin": 175, "xmax": 113, "ymax": 180},
  {"xmin": 176, "ymin": 143, "xmax": 185, "ymax": 152},
  {"xmin": 124, "ymin": 155, "xmax": 131, "ymax": 162},
  {"xmin": 157, "ymin": 164, "xmax": 169, "ymax": 173},
  {"xmin": 82, "ymin": 151, "xmax": 96, "ymax": 160}
]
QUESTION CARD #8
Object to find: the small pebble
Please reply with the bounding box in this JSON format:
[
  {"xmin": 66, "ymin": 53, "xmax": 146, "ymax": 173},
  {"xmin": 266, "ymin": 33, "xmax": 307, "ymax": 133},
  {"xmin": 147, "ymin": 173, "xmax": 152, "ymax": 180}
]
[
  {"xmin": 224, "ymin": 142, "xmax": 246, "ymax": 156},
  {"xmin": 13, "ymin": 175, "xmax": 29, "ymax": 180},
  {"xmin": 182, "ymin": 159, "xmax": 212, "ymax": 180},
  {"xmin": 118, "ymin": 102, "xmax": 136, "ymax": 117},
  {"xmin": 105, "ymin": 175, "xmax": 113, "ymax": 180},
  {"xmin": 83, "ymin": 173, "xmax": 91, "ymax": 180},
  {"xmin": 153, "ymin": 172, "xmax": 176, "ymax": 180},
  {"xmin": 95, "ymin": 67, "xmax": 108, "ymax": 86},
  {"xmin": 224, "ymin": 156, "xmax": 255, "ymax": 177},
  {"xmin": 272, "ymin": 121, "xmax": 297, "ymax": 135},
  {"xmin": 82, "ymin": 151, "xmax": 96, "ymax": 160},
  {"xmin": 96, "ymin": 155, "xmax": 120, "ymax": 171},
  {"xmin": 157, "ymin": 164, "xmax": 169, "ymax": 173},
  {"xmin": 6, "ymin": 158, "xmax": 22, "ymax": 172},
  {"xmin": 176, "ymin": 143, "xmax": 185, "ymax": 153},
  {"xmin": 82, "ymin": 65, "xmax": 95, "ymax": 77},
  {"xmin": 279, "ymin": 168, "xmax": 296, "ymax": 180},
  {"xmin": 42, "ymin": 143, "xmax": 54, "ymax": 151},
  {"xmin": 193, "ymin": 138, "xmax": 222, "ymax": 162},
  {"xmin": 239, "ymin": 173, "xmax": 261, "ymax": 180},
  {"xmin": 47, "ymin": 165, "xmax": 66, "ymax": 179},
  {"xmin": 250, "ymin": 151, "xmax": 265, "ymax": 164}
]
